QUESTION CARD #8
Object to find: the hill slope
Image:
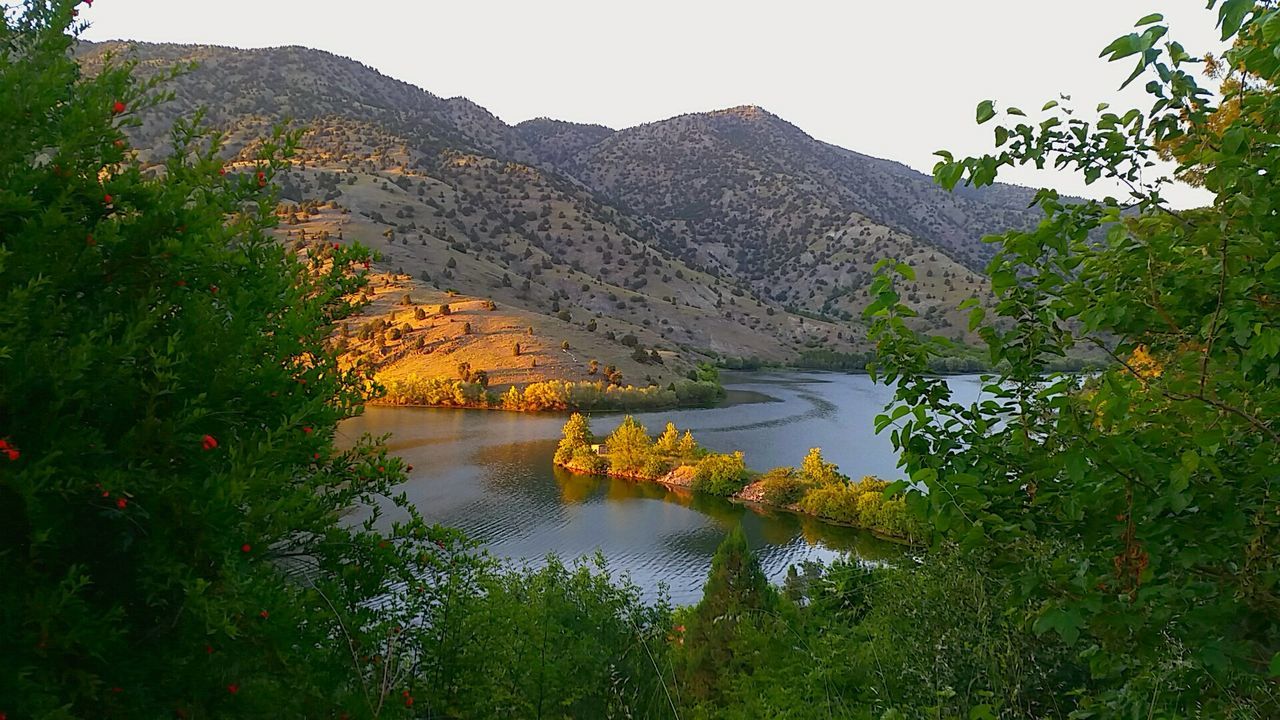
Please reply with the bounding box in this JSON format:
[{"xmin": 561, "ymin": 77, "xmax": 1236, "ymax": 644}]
[{"xmin": 78, "ymin": 40, "xmax": 1042, "ymax": 382}]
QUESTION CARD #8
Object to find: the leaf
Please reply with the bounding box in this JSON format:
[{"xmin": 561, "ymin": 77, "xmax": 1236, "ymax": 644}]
[
  {"xmin": 1218, "ymin": 0, "xmax": 1251, "ymax": 40},
  {"xmin": 1033, "ymin": 607, "xmax": 1083, "ymax": 645},
  {"xmin": 1222, "ymin": 127, "xmax": 1247, "ymax": 156},
  {"xmin": 976, "ymin": 100, "xmax": 996, "ymax": 125},
  {"xmin": 1265, "ymin": 252, "xmax": 1280, "ymax": 271},
  {"xmin": 1135, "ymin": 12, "xmax": 1163, "ymax": 26},
  {"xmin": 1270, "ymin": 652, "xmax": 1280, "ymax": 677},
  {"xmin": 1042, "ymin": 100, "xmax": 1059, "ymax": 111},
  {"xmin": 882, "ymin": 479, "xmax": 909, "ymax": 498},
  {"xmin": 968, "ymin": 307, "xmax": 986, "ymax": 332}
]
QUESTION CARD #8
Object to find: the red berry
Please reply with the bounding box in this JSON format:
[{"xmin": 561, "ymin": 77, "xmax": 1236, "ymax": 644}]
[
  {"xmin": 103, "ymin": 194, "xmax": 113, "ymax": 204},
  {"xmin": 227, "ymin": 684, "xmax": 239, "ymax": 695},
  {"xmin": 4, "ymin": 448, "xmax": 18, "ymax": 462},
  {"xmin": 116, "ymin": 497, "xmax": 128, "ymax": 509},
  {"xmin": 201, "ymin": 434, "xmax": 218, "ymax": 451},
  {"xmin": 209, "ymin": 285, "xmax": 219, "ymax": 294},
  {"xmin": 241, "ymin": 543, "xmax": 252, "ymax": 553},
  {"xmin": 112, "ymin": 101, "xmax": 126, "ymax": 114},
  {"xmin": 259, "ymin": 610, "xmax": 269, "ymax": 620},
  {"xmin": 204, "ymin": 644, "xmax": 214, "ymax": 654},
  {"xmin": 302, "ymin": 426, "xmax": 312, "ymax": 434}
]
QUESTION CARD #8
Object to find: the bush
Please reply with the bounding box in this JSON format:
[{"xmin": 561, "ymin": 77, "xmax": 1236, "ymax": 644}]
[
  {"xmin": 692, "ymin": 452, "xmax": 749, "ymax": 496},
  {"xmin": 758, "ymin": 467, "xmax": 806, "ymax": 506},
  {"xmin": 642, "ymin": 454, "xmax": 671, "ymax": 479},
  {"xmin": 0, "ymin": 12, "xmax": 460, "ymax": 715}
]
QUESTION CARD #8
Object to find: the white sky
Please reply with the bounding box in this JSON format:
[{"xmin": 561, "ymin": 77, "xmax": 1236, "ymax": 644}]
[{"xmin": 79, "ymin": 0, "xmax": 1225, "ymax": 208}]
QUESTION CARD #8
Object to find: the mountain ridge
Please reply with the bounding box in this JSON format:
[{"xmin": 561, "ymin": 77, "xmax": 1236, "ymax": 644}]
[{"xmin": 77, "ymin": 38, "xmax": 1034, "ymax": 380}]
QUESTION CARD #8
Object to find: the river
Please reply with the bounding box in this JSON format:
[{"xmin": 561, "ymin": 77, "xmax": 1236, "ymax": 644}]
[{"xmin": 340, "ymin": 371, "xmax": 987, "ymax": 604}]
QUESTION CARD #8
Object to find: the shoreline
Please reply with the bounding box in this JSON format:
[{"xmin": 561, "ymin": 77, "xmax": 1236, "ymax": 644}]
[{"xmin": 555, "ymin": 459, "xmax": 924, "ymax": 547}]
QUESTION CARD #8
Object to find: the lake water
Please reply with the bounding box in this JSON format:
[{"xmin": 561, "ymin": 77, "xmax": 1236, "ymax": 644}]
[{"xmin": 341, "ymin": 371, "xmax": 986, "ymax": 604}]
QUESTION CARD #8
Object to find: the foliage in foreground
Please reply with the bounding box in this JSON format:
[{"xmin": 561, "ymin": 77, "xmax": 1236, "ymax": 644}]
[
  {"xmin": 0, "ymin": 3, "xmax": 462, "ymax": 716},
  {"xmin": 867, "ymin": 1, "xmax": 1280, "ymax": 714}
]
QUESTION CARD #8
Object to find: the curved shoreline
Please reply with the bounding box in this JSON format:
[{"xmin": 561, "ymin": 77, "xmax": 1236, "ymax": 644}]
[{"xmin": 554, "ymin": 460, "xmax": 923, "ymax": 547}]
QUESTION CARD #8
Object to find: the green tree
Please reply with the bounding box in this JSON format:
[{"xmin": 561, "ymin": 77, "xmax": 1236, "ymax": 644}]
[
  {"xmin": 799, "ymin": 446, "xmax": 842, "ymax": 486},
  {"xmin": 0, "ymin": 5, "xmax": 459, "ymax": 716},
  {"xmin": 555, "ymin": 412, "xmax": 592, "ymax": 465},
  {"xmin": 678, "ymin": 527, "xmax": 778, "ymax": 703},
  {"xmin": 604, "ymin": 415, "xmax": 651, "ymax": 475},
  {"xmin": 677, "ymin": 429, "xmax": 697, "ymax": 457},
  {"xmin": 655, "ymin": 422, "xmax": 680, "ymax": 453},
  {"xmin": 868, "ymin": 3, "xmax": 1280, "ymax": 713}
]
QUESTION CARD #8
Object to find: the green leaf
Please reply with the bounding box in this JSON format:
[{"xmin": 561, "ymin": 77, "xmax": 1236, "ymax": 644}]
[
  {"xmin": 1218, "ymin": 0, "xmax": 1251, "ymax": 40},
  {"xmin": 1033, "ymin": 607, "xmax": 1083, "ymax": 645},
  {"xmin": 1042, "ymin": 100, "xmax": 1059, "ymax": 111},
  {"xmin": 968, "ymin": 307, "xmax": 986, "ymax": 332},
  {"xmin": 882, "ymin": 480, "xmax": 909, "ymax": 498},
  {"xmin": 1135, "ymin": 13, "xmax": 1163, "ymax": 26},
  {"xmin": 976, "ymin": 100, "xmax": 996, "ymax": 125},
  {"xmin": 1222, "ymin": 127, "xmax": 1247, "ymax": 156},
  {"xmin": 1265, "ymin": 252, "xmax": 1280, "ymax": 271},
  {"xmin": 1270, "ymin": 652, "xmax": 1280, "ymax": 677}
]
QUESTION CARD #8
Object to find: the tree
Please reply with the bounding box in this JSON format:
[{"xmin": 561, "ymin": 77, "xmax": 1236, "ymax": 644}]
[
  {"xmin": 0, "ymin": 5, "xmax": 459, "ymax": 715},
  {"xmin": 678, "ymin": 527, "xmax": 777, "ymax": 703},
  {"xmin": 868, "ymin": 3, "xmax": 1280, "ymax": 713},
  {"xmin": 799, "ymin": 447, "xmax": 842, "ymax": 486},
  {"xmin": 604, "ymin": 416, "xmax": 651, "ymax": 475},
  {"xmin": 677, "ymin": 430, "xmax": 697, "ymax": 457},
  {"xmin": 555, "ymin": 412, "xmax": 592, "ymax": 465},
  {"xmin": 655, "ymin": 422, "xmax": 680, "ymax": 453}
]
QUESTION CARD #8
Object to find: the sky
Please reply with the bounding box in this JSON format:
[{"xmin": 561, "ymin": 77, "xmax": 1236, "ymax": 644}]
[{"xmin": 78, "ymin": 0, "xmax": 1226, "ymax": 208}]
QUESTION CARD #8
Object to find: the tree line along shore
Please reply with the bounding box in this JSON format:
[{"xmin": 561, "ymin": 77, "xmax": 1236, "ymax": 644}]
[{"xmin": 553, "ymin": 413, "xmax": 929, "ymax": 544}]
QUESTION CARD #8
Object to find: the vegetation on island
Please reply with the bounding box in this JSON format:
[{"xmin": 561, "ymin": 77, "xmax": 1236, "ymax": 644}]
[
  {"xmin": 4, "ymin": 2, "xmax": 1278, "ymax": 719},
  {"xmin": 555, "ymin": 414, "xmax": 928, "ymax": 543}
]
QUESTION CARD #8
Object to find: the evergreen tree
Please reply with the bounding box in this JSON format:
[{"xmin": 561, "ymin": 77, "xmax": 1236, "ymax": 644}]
[
  {"xmin": 679, "ymin": 526, "xmax": 777, "ymax": 702},
  {"xmin": 655, "ymin": 422, "xmax": 680, "ymax": 453}
]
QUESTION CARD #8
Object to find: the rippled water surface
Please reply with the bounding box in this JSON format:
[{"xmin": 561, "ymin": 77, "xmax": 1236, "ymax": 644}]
[{"xmin": 341, "ymin": 371, "xmax": 986, "ymax": 604}]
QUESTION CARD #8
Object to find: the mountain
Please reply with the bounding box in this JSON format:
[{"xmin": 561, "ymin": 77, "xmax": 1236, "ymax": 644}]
[{"xmin": 77, "ymin": 39, "xmax": 1042, "ymax": 381}]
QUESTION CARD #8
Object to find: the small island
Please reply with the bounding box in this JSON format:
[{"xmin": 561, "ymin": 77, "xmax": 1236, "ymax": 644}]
[{"xmin": 554, "ymin": 413, "xmax": 928, "ymax": 545}]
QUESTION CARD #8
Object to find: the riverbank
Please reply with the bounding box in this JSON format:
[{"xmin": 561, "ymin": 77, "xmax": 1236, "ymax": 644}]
[
  {"xmin": 374, "ymin": 375, "xmax": 725, "ymax": 413},
  {"xmin": 553, "ymin": 414, "xmax": 929, "ymax": 545}
]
